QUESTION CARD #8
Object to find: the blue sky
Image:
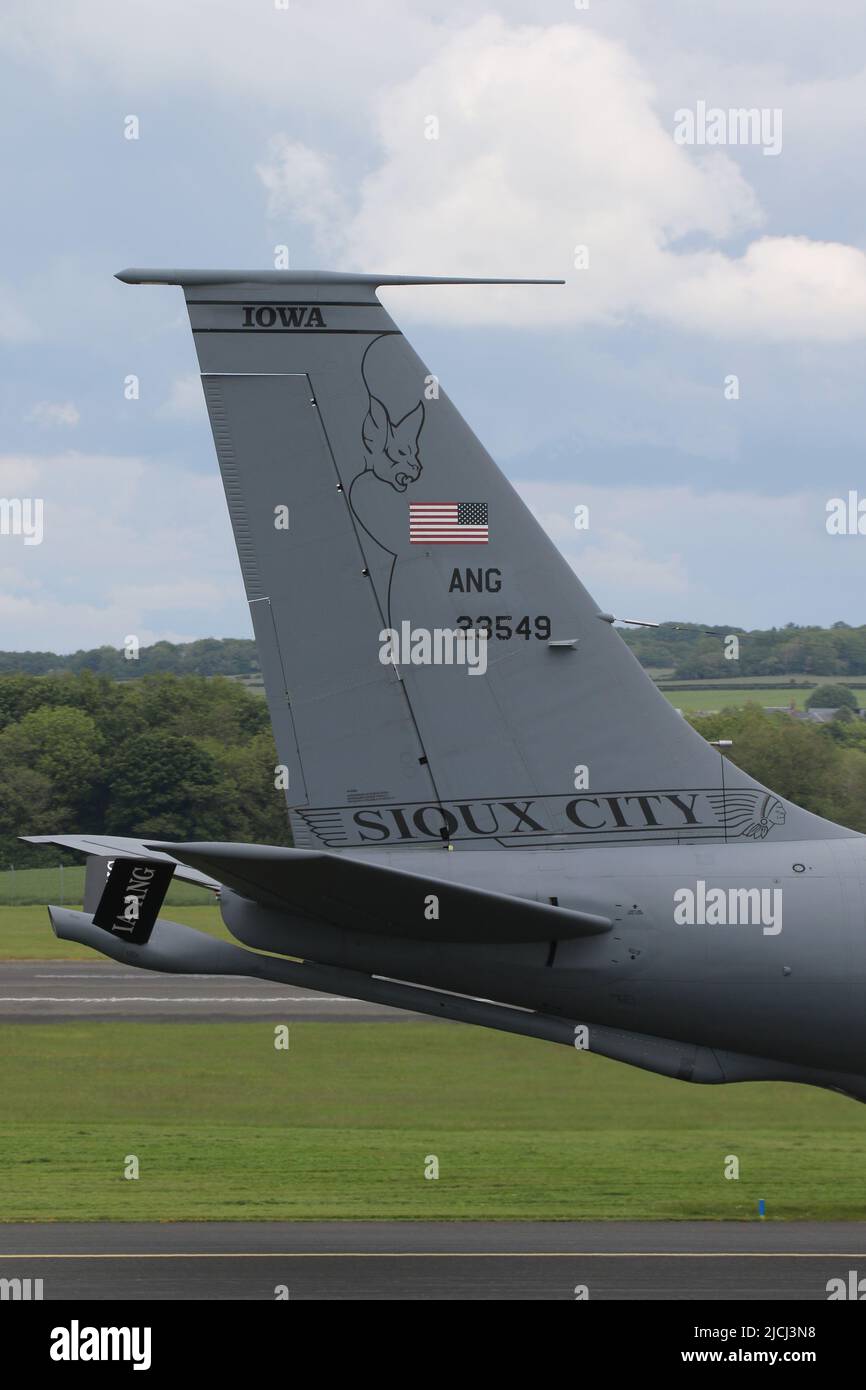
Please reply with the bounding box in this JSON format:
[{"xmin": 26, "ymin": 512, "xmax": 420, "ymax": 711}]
[{"xmin": 1, "ymin": 0, "xmax": 865, "ymax": 650}]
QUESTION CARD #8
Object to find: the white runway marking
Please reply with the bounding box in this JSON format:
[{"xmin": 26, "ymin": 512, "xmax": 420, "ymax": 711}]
[
  {"xmin": 0, "ymin": 996, "xmax": 352, "ymax": 1004},
  {"xmin": 36, "ymin": 973, "xmax": 230, "ymax": 980},
  {"xmin": 0, "ymin": 1251, "xmax": 861, "ymax": 1260}
]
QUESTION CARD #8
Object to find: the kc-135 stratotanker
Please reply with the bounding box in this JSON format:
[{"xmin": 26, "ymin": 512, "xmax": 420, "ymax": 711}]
[{"xmin": 26, "ymin": 269, "xmax": 866, "ymax": 1100}]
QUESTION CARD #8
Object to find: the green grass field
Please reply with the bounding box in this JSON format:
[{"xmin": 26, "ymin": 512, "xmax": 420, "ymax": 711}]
[
  {"xmin": 0, "ymin": 865, "xmax": 226, "ymax": 960},
  {"xmin": 0, "ymin": 864, "xmax": 215, "ymax": 908},
  {"xmin": 3, "ymin": 842, "xmax": 865, "ymax": 1225},
  {"xmin": 2, "ymin": 1021, "xmax": 865, "ymax": 1222},
  {"xmin": 0, "ymin": 905, "xmax": 232, "ymax": 959},
  {"xmin": 660, "ymin": 687, "xmax": 818, "ymax": 713}
]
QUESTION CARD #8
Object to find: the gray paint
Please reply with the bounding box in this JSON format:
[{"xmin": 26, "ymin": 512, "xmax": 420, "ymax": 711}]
[{"xmin": 23, "ymin": 270, "xmax": 866, "ymax": 1103}]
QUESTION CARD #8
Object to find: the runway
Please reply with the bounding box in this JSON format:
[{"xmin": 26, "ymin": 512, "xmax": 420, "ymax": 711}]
[
  {"xmin": 3, "ymin": 965, "xmax": 863, "ymax": 1301},
  {"xmin": 0, "ymin": 961, "xmax": 421, "ymax": 1022},
  {"xmin": 1, "ymin": 1222, "xmax": 863, "ymax": 1300}
]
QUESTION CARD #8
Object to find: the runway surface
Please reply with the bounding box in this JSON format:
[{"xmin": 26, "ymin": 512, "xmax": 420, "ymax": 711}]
[
  {"xmin": 4, "ymin": 966, "xmax": 862, "ymax": 1301},
  {"xmin": 0, "ymin": 961, "xmax": 421, "ymax": 1022},
  {"xmin": 1, "ymin": 1222, "xmax": 864, "ymax": 1300}
]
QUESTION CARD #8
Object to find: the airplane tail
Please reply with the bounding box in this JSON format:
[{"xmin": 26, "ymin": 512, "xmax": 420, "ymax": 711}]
[{"xmin": 117, "ymin": 268, "xmax": 854, "ymax": 852}]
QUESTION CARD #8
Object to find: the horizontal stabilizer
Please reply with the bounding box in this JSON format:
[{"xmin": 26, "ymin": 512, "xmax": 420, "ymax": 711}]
[
  {"xmin": 115, "ymin": 268, "xmax": 564, "ymax": 288},
  {"xmin": 20, "ymin": 833, "xmax": 219, "ymax": 891},
  {"xmin": 145, "ymin": 840, "xmax": 611, "ymax": 943}
]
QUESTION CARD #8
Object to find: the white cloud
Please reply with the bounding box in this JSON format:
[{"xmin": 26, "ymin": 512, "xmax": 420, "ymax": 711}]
[
  {"xmin": 258, "ymin": 17, "xmax": 866, "ymax": 341},
  {"xmin": 1, "ymin": 2, "xmax": 864, "ymax": 651},
  {"xmin": 653, "ymin": 235, "xmax": 866, "ymax": 342},
  {"xmin": 159, "ymin": 374, "xmax": 205, "ymax": 420},
  {"xmin": 0, "ymin": 0, "xmax": 437, "ymax": 112},
  {"xmin": 6, "ymin": 3, "xmax": 866, "ymax": 341},
  {"xmin": 257, "ymin": 139, "xmax": 348, "ymax": 255},
  {"xmin": 0, "ymin": 452, "xmax": 248, "ymax": 652},
  {"xmin": 0, "ymin": 458, "xmax": 40, "ymax": 492},
  {"xmin": 0, "ymin": 590, "xmax": 202, "ymax": 653},
  {"xmin": 25, "ymin": 401, "xmax": 80, "ymax": 428}
]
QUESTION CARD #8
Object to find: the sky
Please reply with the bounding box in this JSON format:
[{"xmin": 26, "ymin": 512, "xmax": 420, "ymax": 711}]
[{"xmin": 1, "ymin": 0, "xmax": 865, "ymax": 651}]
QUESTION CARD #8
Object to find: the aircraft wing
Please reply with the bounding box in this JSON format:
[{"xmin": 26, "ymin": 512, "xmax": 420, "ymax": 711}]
[
  {"xmin": 20, "ymin": 833, "xmax": 220, "ymax": 892},
  {"xmin": 144, "ymin": 840, "xmax": 611, "ymax": 944}
]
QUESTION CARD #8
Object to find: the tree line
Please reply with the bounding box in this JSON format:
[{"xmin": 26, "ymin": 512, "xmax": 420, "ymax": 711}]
[
  {"xmin": 620, "ymin": 621, "xmax": 866, "ymax": 680},
  {"xmin": 0, "ymin": 638, "xmax": 259, "ymax": 678},
  {"xmin": 2, "ymin": 671, "xmax": 865, "ymax": 867},
  {"xmin": 0, "ymin": 671, "xmax": 288, "ymax": 866},
  {"xmin": 3, "ymin": 624, "xmax": 866, "ymax": 682},
  {"xmin": 688, "ymin": 704, "xmax": 866, "ymax": 835},
  {"xmin": 5, "ymin": 628, "xmax": 866, "ymax": 681}
]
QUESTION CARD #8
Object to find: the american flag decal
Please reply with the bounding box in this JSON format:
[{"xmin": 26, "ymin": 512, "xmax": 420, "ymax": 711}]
[{"xmin": 409, "ymin": 501, "xmax": 489, "ymax": 544}]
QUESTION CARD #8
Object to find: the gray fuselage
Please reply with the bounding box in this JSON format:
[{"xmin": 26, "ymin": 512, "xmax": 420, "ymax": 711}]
[{"xmin": 221, "ymin": 835, "xmax": 866, "ymax": 1080}]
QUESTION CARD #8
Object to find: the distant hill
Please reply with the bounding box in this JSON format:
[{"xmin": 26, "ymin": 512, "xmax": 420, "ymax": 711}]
[
  {"xmin": 1, "ymin": 624, "xmax": 865, "ymax": 682},
  {"xmin": 0, "ymin": 638, "xmax": 259, "ymax": 679}
]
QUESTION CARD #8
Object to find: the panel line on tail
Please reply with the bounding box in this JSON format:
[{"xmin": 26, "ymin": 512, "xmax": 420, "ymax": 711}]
[
  {"xmin": 201, "ymin": 375, "xmax": 264, "ymax": 599},
  {"xmin": 309, "ymin": 376, "xmax": 450, "ymax": 827}
]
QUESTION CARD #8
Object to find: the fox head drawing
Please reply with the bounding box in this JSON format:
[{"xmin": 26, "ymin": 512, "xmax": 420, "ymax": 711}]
[{"xmin": 362, "ymin": 394, "xmax": 425, "ymax": 492}]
